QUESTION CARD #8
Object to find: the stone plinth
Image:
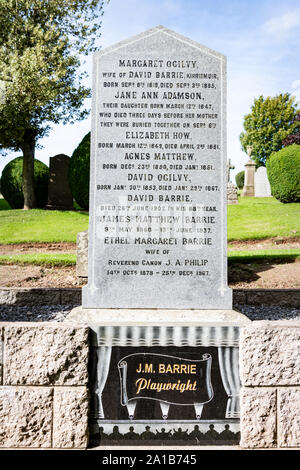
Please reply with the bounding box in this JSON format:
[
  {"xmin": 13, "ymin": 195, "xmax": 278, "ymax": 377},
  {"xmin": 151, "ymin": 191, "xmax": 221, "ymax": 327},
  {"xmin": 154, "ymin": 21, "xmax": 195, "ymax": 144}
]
[
  {"xmin": 240, "ymin": 321, "xmax": 300, "ymax": 449},
  {"xmin": 67, "ymin": 306, "xmax": 250, "ymax": 325},
  {"xmin": 53, "ymin": 387, "xmax": 89, "ymax": 448},
  {"xmin": 0, "ymin": 387, "xmax": 53, "ymax": 448},
  {"xmin": 240, "ymin": 387, "xmax": 277, "ymax": 448},
  {"xmin": 0, "ymin": 323, "xmax": 90, "ymax": 449},
  {"xmin": 240, "ymin": 322, "xmax": 300, "ymax": 386},
  {"xmin": 4, "ymin": 323, "xmax": 89, "ymax": 385}
]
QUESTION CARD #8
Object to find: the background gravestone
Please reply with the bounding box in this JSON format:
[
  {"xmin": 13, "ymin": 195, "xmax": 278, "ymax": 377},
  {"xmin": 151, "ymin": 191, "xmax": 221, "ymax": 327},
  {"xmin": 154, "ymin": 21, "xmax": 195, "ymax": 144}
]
[
  {"xmin": 254, "ymin": 166, "xmax": 272, "ymax": 197},
  {"xmin": 46, "ymin": 154, "xmax": 74, "ymax": 210},
  {"xmin": 227, "ymin": 182, "xmax": 238, "ymax": 204},
  {"xmin": 82, "ymin": 25, "xmax": 232, "ymax": 309}
]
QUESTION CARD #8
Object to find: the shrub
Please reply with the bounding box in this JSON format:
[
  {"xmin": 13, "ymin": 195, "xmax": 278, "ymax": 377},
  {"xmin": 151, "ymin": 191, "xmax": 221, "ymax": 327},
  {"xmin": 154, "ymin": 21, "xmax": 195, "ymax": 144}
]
[
  {"xmin": 235, "ymin": 171, "xmax": 245, "ymax": 189},
  {"xmin": 282, "ymin": 112, "xmax": 300, "ymax": 147},
  {"xmin": 266, "ymin": 144, "xmax": 300, "ymax": 203},
  {"xmin": 282, "ymin": 133, "xmax": 300, "ymax": 147},
  {"xmin": 68, "ymin": 132, "xmax": 90, "ymax": 210},
  {"xmin": 0, "ymin": 157, "xmax": 49, "ymax": 209}
]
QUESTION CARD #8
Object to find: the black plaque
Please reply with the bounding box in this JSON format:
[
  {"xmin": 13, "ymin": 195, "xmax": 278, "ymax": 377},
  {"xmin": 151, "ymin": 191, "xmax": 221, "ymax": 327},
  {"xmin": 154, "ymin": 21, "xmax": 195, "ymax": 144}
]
[
  {"xmin": 89, "ymin": 344, "xmax": 240, "ymax": 446},
  {"xmin": 118, "ymin": 353, "xmax": 213, "ymax": 406}
]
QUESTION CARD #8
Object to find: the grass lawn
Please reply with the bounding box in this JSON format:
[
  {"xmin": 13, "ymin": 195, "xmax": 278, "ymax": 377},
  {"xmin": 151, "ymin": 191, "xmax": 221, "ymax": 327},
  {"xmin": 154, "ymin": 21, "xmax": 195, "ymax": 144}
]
[
  {"xmin": 0, "ymin": 206, "xmax": 88, "ymax": 243},
  {"xmin": 0, "ymin": 253, "xmax": 76, "ymax": 266},
  {"xmin": 0, "ymin": 249, "xmax": 299, "ymax": 266},
  {"xmin": 228, "ymin": 249, "xmax": 300, "ymax": 263},
  {"xmin": 0, "ymin": 196, "xmax": 299, "ymax": 244},
  {"xmin": 228, "ymin": 197, "xmax": 300, "ymax": 241}
]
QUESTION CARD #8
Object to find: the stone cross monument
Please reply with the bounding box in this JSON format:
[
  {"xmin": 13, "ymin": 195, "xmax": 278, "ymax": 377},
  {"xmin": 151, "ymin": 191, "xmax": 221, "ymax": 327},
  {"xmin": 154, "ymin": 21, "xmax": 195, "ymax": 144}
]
[{"xmin": 227, "ymin": 158, "xmax": 235, "ymax": 183}]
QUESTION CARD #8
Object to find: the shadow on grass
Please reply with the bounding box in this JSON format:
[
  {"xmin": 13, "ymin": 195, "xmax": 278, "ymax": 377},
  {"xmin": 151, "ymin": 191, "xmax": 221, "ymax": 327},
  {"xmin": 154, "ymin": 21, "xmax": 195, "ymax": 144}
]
[
  {"xmin": 228, "ymin": 252, "xmax": 299, "ymax": 285},
  {"xmin": 0, "ymin": 198, "xmax": 88, "ymax": 214},
  {"xmin": 228, "ymin": 253, "xmax": 300, "ymax": 264},
  {"xmin": 228, "ymin": 263, "xmax": 273, "ymax": 284}
]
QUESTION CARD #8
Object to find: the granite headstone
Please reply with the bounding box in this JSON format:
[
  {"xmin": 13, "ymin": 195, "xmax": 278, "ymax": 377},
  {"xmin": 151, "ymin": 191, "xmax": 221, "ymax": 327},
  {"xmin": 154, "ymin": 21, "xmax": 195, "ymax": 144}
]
[
  {"xmin": 82, "ymin": 25, "xmax": 232, "ymax": 309},
  {"xmin": 46, "ymin": 154, "xmax": 73, "ymax": 210}
]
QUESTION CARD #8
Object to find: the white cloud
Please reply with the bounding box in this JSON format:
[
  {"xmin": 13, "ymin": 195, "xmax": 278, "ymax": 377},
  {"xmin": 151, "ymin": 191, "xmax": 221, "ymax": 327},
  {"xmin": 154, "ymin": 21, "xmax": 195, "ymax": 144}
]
[
  {"xmin": 263, "ymin": 10, "xmax": 300, "ymax": 35},
  {"xmin": 291, "ymin": 80, "xmax": 300, "ymax": 106}
]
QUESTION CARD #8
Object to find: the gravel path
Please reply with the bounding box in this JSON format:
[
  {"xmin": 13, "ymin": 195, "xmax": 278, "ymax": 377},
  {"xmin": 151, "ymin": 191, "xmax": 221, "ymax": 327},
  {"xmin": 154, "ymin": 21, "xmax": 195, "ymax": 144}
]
[
  {"xmin": 0, "ymin": 305, "xmax": 74, "ymax": 322},
  {"xmin": 0, "ymin": 304, "xmax": 299, "ymax": 322},
  {"xmin": 236, "ymin": 304, "xmax": 300, "ymax": 321}
]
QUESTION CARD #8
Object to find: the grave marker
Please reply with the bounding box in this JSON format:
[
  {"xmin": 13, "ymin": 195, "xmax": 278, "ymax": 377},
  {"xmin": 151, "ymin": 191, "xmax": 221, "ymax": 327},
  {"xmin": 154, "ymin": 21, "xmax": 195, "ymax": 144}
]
[
  {"xmin": 82, "ymin": 26, "xmax": 232, "ymax": 309},
  {"xmin": 46, "ymin": 154, "xmax": 73, "ymax": 210},
  {"xmin": 69, "ymin": 26, "xmax": 250, "ymax": 447},
  {"xmin": 255, "ymin": 166, "xmax": 272, "ymax": 197}
]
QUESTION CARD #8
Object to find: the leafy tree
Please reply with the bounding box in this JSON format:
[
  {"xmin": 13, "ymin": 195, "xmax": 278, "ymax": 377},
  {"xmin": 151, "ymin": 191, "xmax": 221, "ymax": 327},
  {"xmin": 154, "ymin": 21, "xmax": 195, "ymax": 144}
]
[
  {"xmin": 282, "ymin": 112, "xmax": 300, "ymax": 147},
  {"xmin": 239, "ymin": 93, "xmax": 299, "ymax": 167},
  {"xmin": 1, "ymin": 156, "xmax": 49, "ymax": 208},
  {"xmin": 0, "ymin": 0, "xmax": 106, "ymax": 209}
]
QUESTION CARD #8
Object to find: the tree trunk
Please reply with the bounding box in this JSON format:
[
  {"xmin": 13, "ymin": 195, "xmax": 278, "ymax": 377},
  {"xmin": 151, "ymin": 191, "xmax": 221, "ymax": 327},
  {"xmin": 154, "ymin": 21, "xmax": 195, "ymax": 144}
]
[{"xmin": 21, "ymin": 134, "xmax": 36, "ymax": 210}]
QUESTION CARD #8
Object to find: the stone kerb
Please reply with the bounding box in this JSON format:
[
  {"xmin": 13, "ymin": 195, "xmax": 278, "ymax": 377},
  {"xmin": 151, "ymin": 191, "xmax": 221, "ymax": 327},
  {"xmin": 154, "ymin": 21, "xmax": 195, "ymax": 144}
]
[
  {"xmin": 240, "ymin": 321, "xmax": 300, "ymax": 449},
  {"xmin": 2, "ymin": 287, "xmax": 300, "ymax": 307},
  {"xmin": 0, "ymin": 322, "xmax": 89, "ymax": 449}
]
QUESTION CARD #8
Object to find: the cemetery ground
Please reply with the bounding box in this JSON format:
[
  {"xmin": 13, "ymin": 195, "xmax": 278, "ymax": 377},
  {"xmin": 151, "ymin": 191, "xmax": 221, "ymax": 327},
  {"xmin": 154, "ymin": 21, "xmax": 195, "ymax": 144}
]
[{"xmin": 0, "ymin": 196, "xmax": 299, "ymax": 289}]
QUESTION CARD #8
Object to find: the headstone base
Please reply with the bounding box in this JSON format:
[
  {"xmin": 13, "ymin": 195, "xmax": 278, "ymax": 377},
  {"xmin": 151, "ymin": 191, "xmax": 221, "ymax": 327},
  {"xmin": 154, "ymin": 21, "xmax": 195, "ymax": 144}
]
[
  {"xmin": 65, "ymin": 307, "xmax": 248, "ymax": 447},
  {"xmin": 66, "ymin": 306, "xmax": 250, "ymax": 325}
]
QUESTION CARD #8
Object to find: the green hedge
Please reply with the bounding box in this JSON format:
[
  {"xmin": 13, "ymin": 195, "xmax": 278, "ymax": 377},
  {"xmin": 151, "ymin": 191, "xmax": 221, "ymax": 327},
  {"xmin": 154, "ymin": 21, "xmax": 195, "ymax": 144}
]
[
  {"xmin": 68, "ymin": 132, "xmax": 90, "ymax": 210},
  {"xmin": 235, "ymin": 170, "xmax": 245, "ymax": 189},
  {"xmin": 266, "ymin": 144, "xmax": 300, "ymax": 203},
  {"xmin": 0, "ymin": 157, "xmax": 49, "ymax": 209}
]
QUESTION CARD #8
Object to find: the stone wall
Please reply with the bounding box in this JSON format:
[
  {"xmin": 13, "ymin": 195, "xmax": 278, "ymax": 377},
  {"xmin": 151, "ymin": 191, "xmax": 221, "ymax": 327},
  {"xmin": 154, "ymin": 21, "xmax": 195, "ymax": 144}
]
[
  {"xmin": 1, "ymin": 287, "xmax": 299, "ymax": 307},
  {"xmin": 0, "ymin": 320, "xmax": 299, "ymax": 449},
  {"xmin": 240, "ymin": 321, "xmax": 300, "ymax": 448},
  {"xmin": 0, "ymin": 322, "xmax": 89, "ymax": 448}
]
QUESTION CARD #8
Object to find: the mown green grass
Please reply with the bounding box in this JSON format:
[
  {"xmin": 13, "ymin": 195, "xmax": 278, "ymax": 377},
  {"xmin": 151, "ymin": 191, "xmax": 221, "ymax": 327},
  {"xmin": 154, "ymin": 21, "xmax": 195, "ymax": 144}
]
[
  {"xmin": 228, "ymin": 249, "xmax": 300, "ymax": 263},
  {"xmin": 0, "ymin": 196, "xmax": 299, "ymax": 244},
  {"xmin": 0, "ymin": 249, "xmax": 299, "ymax": 267},
  {"xmin": 0, "ymin": 253, "xmax": 76, "ymax": 266},
  {"xmin": 227, "ymin": 197, "xmax": 300, "ymax": 241},
  {"xmin": 0, "ymin": 207, "xmax": 88, "ymax": 244}
]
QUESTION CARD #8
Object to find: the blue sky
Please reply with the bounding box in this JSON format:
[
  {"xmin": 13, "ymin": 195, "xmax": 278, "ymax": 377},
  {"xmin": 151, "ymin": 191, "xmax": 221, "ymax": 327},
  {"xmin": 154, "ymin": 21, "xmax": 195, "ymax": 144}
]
[{"xmin": 1, "ymin": 0, "xmax": 300, "ymax": 180}]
